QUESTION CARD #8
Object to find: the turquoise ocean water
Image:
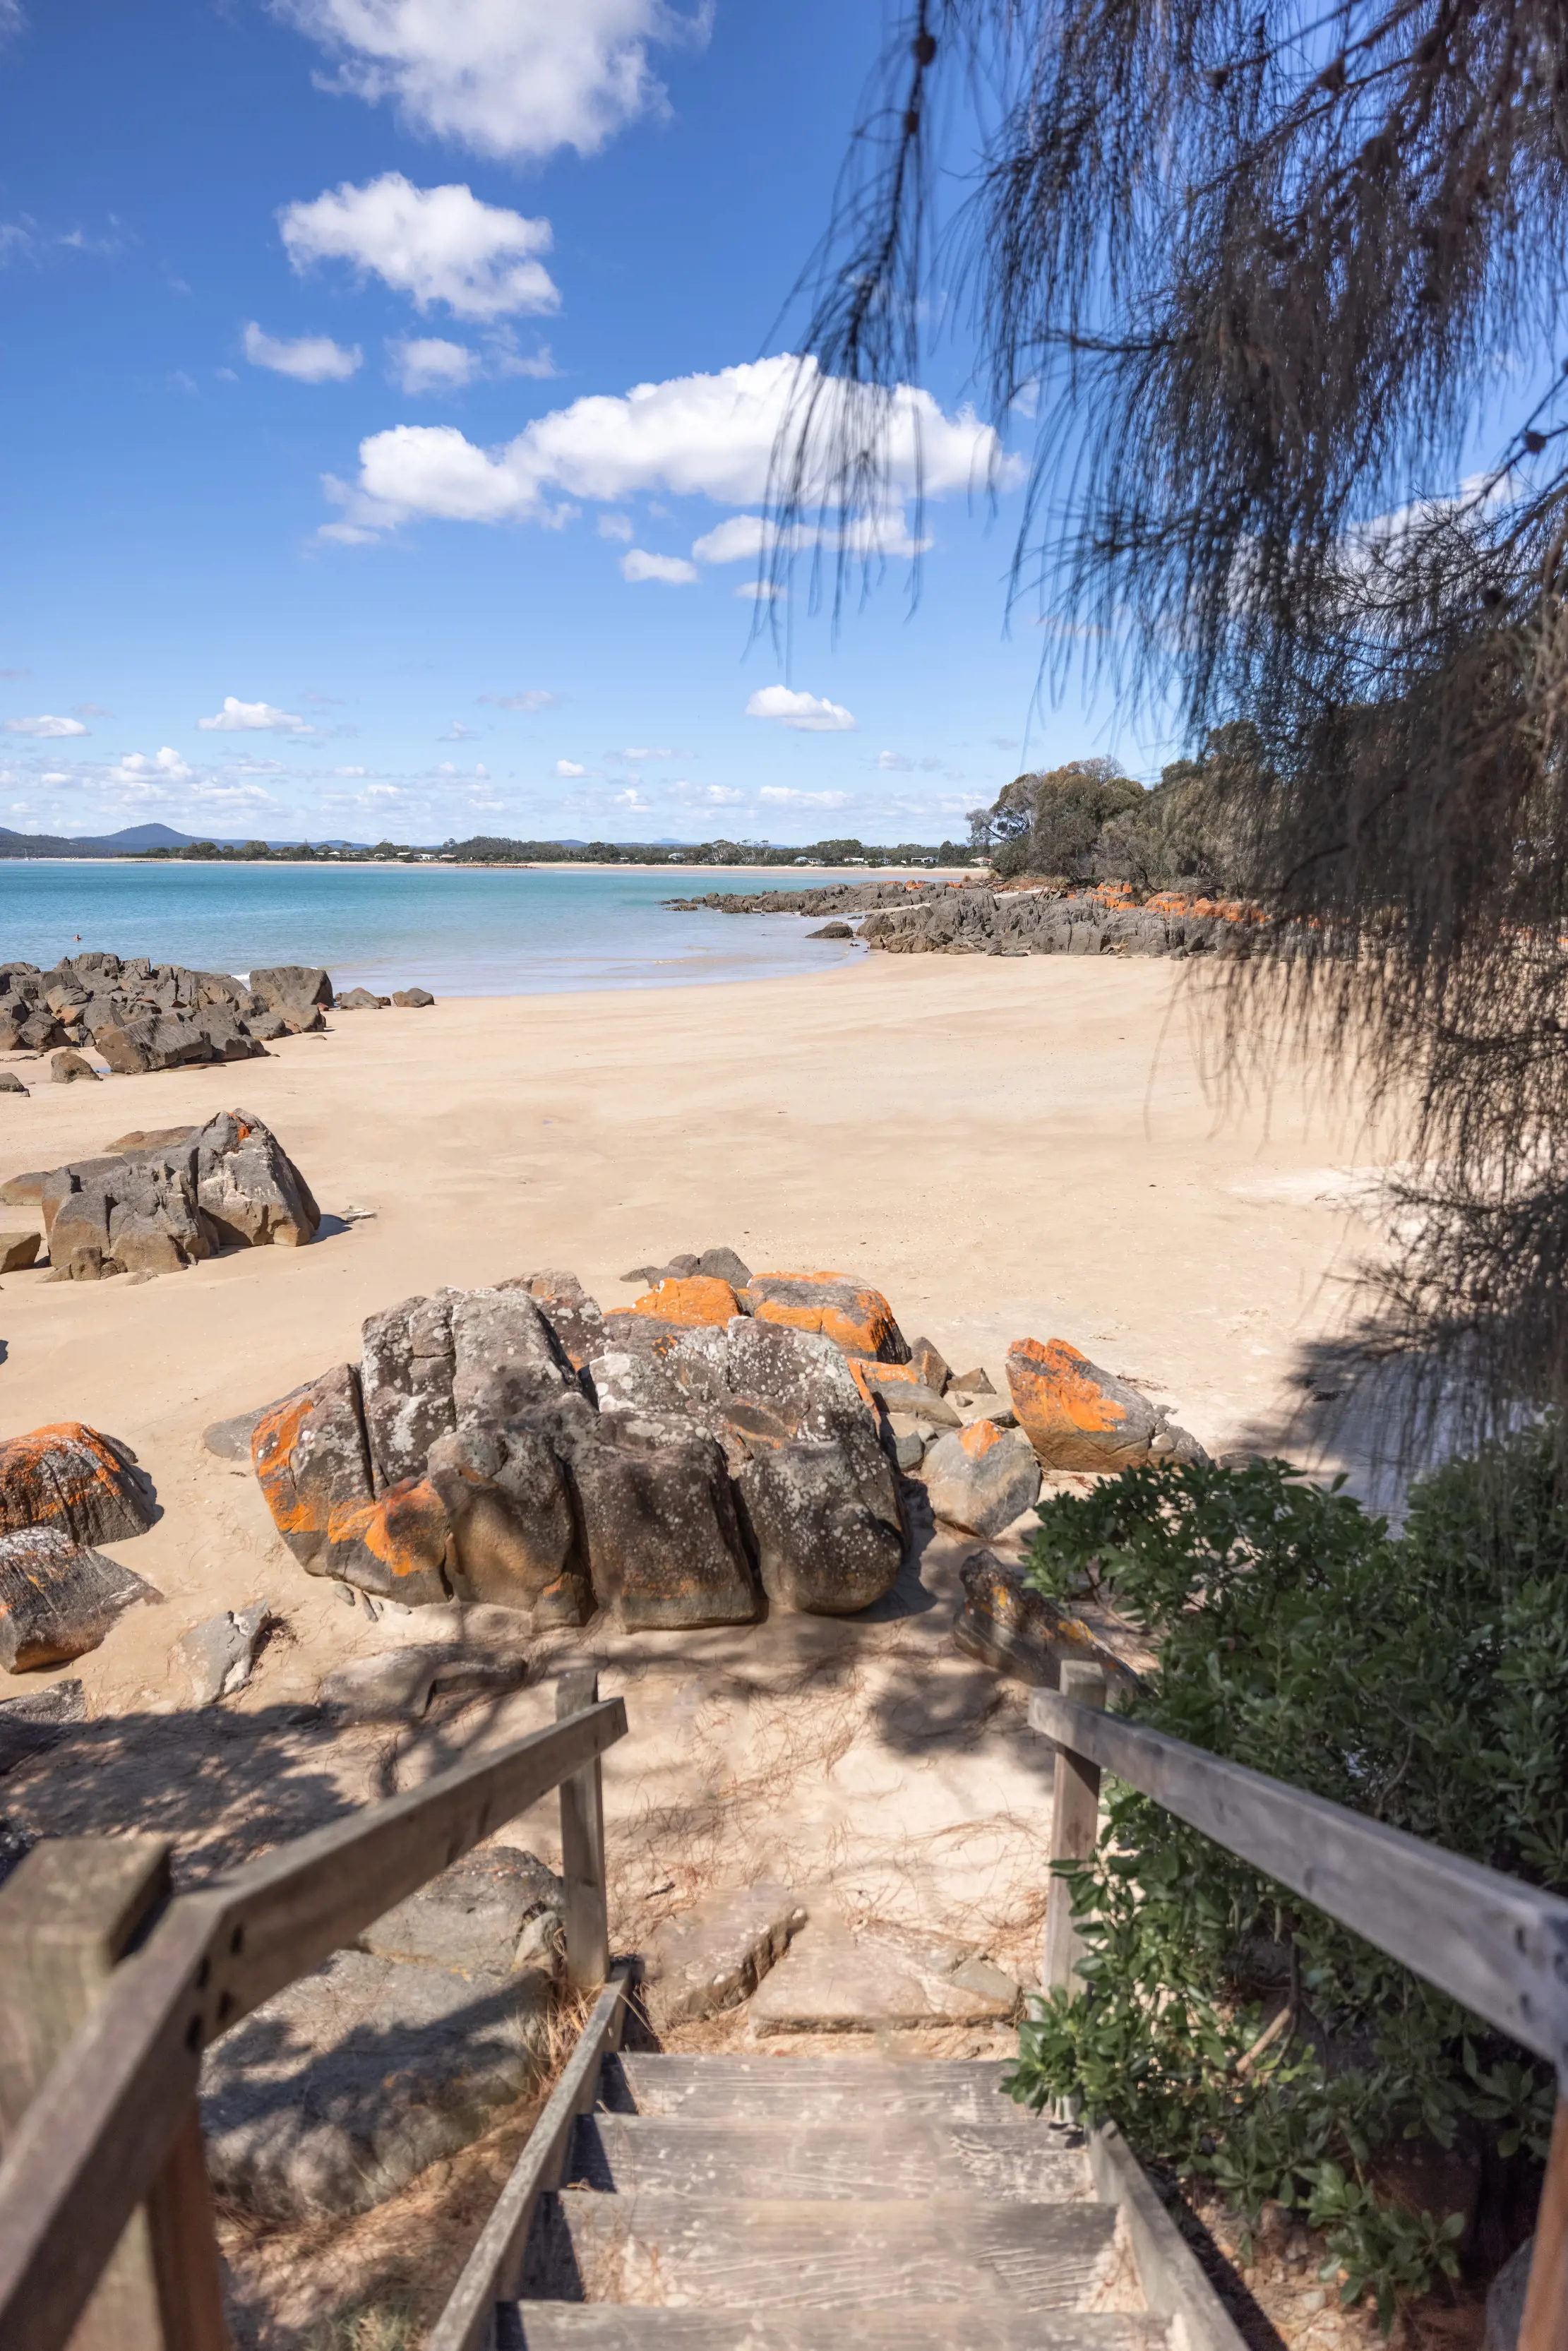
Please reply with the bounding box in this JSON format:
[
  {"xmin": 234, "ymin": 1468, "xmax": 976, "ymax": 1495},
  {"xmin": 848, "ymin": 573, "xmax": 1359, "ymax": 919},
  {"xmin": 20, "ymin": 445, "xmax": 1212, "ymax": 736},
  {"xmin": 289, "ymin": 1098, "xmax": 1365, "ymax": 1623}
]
[{"xmin": 0, "ymin": 862, "xmax": 854, "ymax": 997}]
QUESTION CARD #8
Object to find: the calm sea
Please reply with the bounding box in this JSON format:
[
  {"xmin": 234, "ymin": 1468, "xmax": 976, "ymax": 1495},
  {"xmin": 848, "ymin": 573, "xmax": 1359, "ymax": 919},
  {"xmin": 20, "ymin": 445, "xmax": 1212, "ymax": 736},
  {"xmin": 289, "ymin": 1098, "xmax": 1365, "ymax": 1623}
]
[{"xmin": 0, "ymin": 862, "xmax": 856, "ymax": 998}]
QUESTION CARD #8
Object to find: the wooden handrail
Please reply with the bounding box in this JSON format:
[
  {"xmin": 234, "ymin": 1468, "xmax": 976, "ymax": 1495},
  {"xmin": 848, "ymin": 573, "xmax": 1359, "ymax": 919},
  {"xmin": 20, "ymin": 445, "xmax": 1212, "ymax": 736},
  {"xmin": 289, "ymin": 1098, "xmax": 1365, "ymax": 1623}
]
[
  {"xmin": 0, "ymin": 1692, "xmax": 627, "ymax": 2351},
  {"xmin": 1029, "ymin": 1686, "xmax": 1568, "ymax": 2069}
]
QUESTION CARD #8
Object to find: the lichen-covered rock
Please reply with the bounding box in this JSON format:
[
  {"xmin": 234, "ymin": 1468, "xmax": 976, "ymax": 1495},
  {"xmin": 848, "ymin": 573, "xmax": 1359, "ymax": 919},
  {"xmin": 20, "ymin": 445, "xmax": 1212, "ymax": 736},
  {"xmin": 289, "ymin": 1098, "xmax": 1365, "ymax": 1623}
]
[
  {"xmin": 629, "ymin": 1274, "xmax": 742, "ymax": 1327},
  {"xmin": 558, "ymin": 1407, "xmax": 758, "ymax": 1630},
  {"xmin": 743, "ymin": 1270, "xmax": 910, "ymax": 1363},
  {"xmin": 738, "ymin": 1437, "xmax": 904, "ymax": 1615},
  {"xmin": 952, "ymin": 1549, "xmax": 1139, "ymax": 1692},
  {"xmin": 0, "ymin": 1422, "xmax": 156, "ymax": 1546},
  {"xmin": 1006, "ymin": 1336, "xmax": 1161, "ymax": 1470},
  {"xmin": 504, "ymin": 1269, "xmax": 606, "ymax": 1373},
  {"xmin": 0, "ymin": 1526, "xmax": 154, "ymax": 1670},
  {"xmin": 251, "ymin": 1365, "xmax": 452, "ymax": 1605},
  {"xmin": 845, "ymin": 1359, "xmax": 960, "ymax": 1425},
  {"xmin": 921, "ymin": 1418, "xmax": 1043, "ymax": 1537},
  {"xmin": 361, "ymin": 1285, "xmax": 573, "ymax": 1494},
  {"xmin": 37, "ymin": 1113, "xmax": 317, "ymax": 1278}
]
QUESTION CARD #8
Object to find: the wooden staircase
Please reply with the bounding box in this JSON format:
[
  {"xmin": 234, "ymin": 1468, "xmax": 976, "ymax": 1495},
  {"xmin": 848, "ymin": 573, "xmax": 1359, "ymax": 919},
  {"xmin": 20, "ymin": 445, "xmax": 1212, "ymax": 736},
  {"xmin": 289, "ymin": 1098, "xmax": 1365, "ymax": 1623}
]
[{"xmin": 498, "ymin": 2053, "xmax": 1226, "ymax": 2349}]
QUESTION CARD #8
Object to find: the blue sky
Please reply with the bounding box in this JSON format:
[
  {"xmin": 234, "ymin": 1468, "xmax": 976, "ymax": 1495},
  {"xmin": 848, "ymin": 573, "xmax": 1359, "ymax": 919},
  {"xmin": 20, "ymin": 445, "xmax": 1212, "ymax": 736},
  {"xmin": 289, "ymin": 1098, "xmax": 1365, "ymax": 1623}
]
[{"xmin": 0, "ymin": 0, "xmax": 1145, "ymax": 845}]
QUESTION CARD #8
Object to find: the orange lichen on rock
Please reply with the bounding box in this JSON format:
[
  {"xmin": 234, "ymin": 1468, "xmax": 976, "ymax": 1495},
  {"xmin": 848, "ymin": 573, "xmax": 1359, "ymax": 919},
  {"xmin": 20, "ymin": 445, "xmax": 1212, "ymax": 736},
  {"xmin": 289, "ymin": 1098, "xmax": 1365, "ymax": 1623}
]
[
  {"xmin": 0, "ymin": 1421, "xmax": 156, "ymax": 1548},
  {"xmin": 745, "ymin": 1271, "xmax": 909, "ymax": 1363},
  {"xmin": 630, "ymin": 1275, "xmax": 741, "ymax": 1327},
  {"xmin": 336, "ymin": 1477, "xmax": 452, "ymax": 1585},
  {"xmin": 958, "ymin": 1417, "xmax": 1007, "ymax": 1459},
  {"xmin": 1005, "ymin": 1336, "xmax": 1159, "ymax": 1471}
]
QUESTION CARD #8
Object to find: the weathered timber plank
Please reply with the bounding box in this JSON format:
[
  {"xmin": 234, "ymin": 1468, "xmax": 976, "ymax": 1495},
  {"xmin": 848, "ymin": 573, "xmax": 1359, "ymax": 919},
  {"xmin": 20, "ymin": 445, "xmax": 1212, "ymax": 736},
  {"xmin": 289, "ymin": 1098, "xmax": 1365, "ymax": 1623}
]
[
  {"xmin": 603, "ymin": 2056, "xmax": 1027, "ymax": 2123},
  {"xmin": 568, "ymin": 2115, "xmax": 1089, "ymax": 2202},
  {"xmin": 428, "ymin": 1970, "xmax": 630, "ymax": 2351},
  {"xmin": 556, "ymin": 1674, "xmax": 610, "ymax": 1994},
  {"xmin": 525, "ymin": 2193, "xmax": 1120, "ymax": 2309},
  {"xmin": 1518, "ymin": 2094, "xmax": 1568, "ymax": 2351},
  {"xmin": 1044, "ymin": 1662, "xmax": 1106, "ymax": 1992},
  {"xmin": 500, "ymin": 2311, "xmax": 1168, "ymax": 2348},
  {"xmin": 0, "ymin": 1701, "xmax": 628, "ymax": 2351},
  {"xmin": 1029, "ymin": 1689, "xmax": 1568, "ymax": 2068},
  {"xmin": 1090, "ymin": 2124, "xmax": 1249, "ymax": 2351}
]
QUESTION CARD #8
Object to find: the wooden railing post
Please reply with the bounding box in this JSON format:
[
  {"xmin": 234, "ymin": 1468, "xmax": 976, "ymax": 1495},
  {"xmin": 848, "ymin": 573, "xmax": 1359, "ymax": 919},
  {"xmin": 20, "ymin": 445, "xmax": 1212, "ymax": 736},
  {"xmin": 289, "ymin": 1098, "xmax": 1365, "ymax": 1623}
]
[
  {"xmin": 1043, "ymin": 1661, "xmax": 1107, "ymax": 1993},
  {"xmin": 1519, "ymin": 2090, "xmax": 1568, "ymax": 2351},
  {"xmin": 556, "ymin": 1670, "xmax": 610, "ymax": 1992},
  {"xmin": 0, "ymin": 1838, "xmax": 229, "ymax": 2351}
]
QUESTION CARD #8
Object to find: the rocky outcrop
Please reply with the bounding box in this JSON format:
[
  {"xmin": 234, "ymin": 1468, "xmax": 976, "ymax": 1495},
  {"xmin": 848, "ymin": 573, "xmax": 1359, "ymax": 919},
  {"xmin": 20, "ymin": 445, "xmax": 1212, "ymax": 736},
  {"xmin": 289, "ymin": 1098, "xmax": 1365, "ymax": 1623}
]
[
  {"xmin": 922, "ymin": 1419, "xmax": 1042, "ymax": 1537},
  {"xmin": 0, "ymin": 1422, "xmax": 157, "ymax": 1545},
  {"xmin": 0, "ymin": 1526, "xmax": 155, "ymax": 1670},
  {"xmin": 253, "ymin": 1270, "xmax": 906, "ymax": 1624},
  {"xmin": 667, "ymin": 875, "xmax": 1255, "ymax": 959},
  {"xmin": 644, "ymin": 1883, "xmax": 807, "ymax": 2028},
  {"xmin": 36, "ymin": 1110, "xmax": 319, "ymax": 1279},
  {"xmin": 1006, "ymin": 1337, "xmax": 1207, "ymax": 1470}
]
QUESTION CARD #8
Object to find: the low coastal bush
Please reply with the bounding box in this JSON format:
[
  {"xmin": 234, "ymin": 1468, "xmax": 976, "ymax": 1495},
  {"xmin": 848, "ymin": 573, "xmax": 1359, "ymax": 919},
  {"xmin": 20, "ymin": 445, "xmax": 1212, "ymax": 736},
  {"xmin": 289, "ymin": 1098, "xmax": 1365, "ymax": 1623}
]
[{"xmin": 1007, "ymin": 1441, "xmax": 1568, "ymax": 2326}]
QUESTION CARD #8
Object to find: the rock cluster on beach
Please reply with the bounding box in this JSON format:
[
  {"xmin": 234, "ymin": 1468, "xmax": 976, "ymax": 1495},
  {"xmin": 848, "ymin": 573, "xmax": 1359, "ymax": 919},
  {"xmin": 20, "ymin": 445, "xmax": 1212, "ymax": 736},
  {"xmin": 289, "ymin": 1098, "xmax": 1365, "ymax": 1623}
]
[
  {"xmin": 0, "ymin": 1422, "xmax": 158, "ymax": 1668},
  {"xmin": 669, "ymin": 876, "xmax": 1252, "ymax": 958},
  {"xmin": 239, "ymin": 1252, "xmax": 1207, "ymax": 1635},
  {"xmin": 4, "ymin": 1108, "xmax": 319, "ymax": 1280},
  {"xmin": 0, "ymin": 955, "xmax": 435, "ymax": 1075}
]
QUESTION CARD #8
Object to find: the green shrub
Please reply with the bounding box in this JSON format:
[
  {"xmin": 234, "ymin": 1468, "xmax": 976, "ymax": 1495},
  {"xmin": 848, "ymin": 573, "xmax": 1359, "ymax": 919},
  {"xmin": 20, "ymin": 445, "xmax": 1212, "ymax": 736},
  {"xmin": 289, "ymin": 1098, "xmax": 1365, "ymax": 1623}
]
[{"xmin": 1007, "ymin": 1440, "xmax": 1568, "ymax": 2325}]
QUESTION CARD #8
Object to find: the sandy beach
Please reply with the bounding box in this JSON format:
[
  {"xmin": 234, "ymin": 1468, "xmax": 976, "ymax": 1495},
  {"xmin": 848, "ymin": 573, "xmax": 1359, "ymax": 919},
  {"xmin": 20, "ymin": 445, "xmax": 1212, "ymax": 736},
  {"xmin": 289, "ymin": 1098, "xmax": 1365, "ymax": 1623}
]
[{"xmin": 0, "ymin": 947, "xmax": 1386, "ymax": 1718}]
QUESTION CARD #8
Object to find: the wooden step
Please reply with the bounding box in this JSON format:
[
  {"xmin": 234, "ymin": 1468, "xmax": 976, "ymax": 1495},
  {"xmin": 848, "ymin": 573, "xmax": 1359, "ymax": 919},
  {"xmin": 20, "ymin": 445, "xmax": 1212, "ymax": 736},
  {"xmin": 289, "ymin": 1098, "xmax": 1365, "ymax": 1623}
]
[
  {"xmin": 501, "ymin": 2309, "xmax": 1168, "ymax": 2349},
  {"xmin": 602, "ymin": 2054, "xmax": 1028, "ymax": 2124},
  {"xmin": 522, "ymin": 2191, "xmax": 1122, "ymax": 2309},
  {"xmin": 568, "ymin": 2114, "xmax": 1090, "ymax": 2203}
]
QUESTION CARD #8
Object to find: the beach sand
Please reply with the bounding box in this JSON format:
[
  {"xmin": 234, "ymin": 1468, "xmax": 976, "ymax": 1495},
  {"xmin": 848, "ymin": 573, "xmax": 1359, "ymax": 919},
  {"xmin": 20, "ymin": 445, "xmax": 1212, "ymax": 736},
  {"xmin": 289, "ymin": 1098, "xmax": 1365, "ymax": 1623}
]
[{"xmin": 0, "ymin": 951, "xmax": 1397, "ymax": 2333}]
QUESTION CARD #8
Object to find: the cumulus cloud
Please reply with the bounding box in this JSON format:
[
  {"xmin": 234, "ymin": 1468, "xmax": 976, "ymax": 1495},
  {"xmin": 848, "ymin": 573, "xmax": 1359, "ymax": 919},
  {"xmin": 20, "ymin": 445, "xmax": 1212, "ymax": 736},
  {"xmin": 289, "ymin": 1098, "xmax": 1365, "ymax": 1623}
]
[
  {"xmin": 745, "ymin": 686, "xmax": 856, "ymax": 734},
  {"xmin": 107, "ymin": 747, "xmax": 194, "ymax": 788},
  {"xmin": 666, "ymin": 779, "xmax": 742, "ymax": 807},
  {"xmin": 4, "ymin": 713, "xmax": 87, "ymax": 738},
  {"xmin": 621, "ymin": 548, "xmax": 698, "ymax": 585},
  {"xmin": 691, "ymin": 510, "xmax": 930, "ymax": 566},
  {"xmin": 281, "ymin": 174, "xmax": 558, "ymax": 318},
  {"xmin": 390, "ymin": 336, "xmax": 479, "ymax": 394},
  {"xmin": 198, "ymin": 697, "xmax": 314, "ymax": 734},
  {"xmin": 273, "ymin": 0, "xmax": 709, "ymax": 163},
  {"xmin": 597, "ymin": 513, "xmax": 633, "ymax": 542},
  {"xmin": 758, "ymin": 786, "xmax": 848, "ymax": 808},
  {"xmin": 556, "ymin": 758, "xmax": 587, "ymax": 777},
  {"xmin": 481, "ymin": 688, "xmax": 558, "ymax": 711},
  {"xmin": 244, "ymin": 322, "xmax": 361, "ymax": 382},
  {"xmin": 323, "ymin": 355, "xmax": 1013, "ymax": 539}
]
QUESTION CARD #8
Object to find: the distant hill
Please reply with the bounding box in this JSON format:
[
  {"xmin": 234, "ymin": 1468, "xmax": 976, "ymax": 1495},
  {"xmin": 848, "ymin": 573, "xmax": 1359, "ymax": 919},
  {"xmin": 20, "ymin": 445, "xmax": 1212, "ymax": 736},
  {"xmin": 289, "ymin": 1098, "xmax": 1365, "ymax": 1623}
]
[{"xmin": 0, "ymin": 825, "xmax": 368, "ymax": 857}]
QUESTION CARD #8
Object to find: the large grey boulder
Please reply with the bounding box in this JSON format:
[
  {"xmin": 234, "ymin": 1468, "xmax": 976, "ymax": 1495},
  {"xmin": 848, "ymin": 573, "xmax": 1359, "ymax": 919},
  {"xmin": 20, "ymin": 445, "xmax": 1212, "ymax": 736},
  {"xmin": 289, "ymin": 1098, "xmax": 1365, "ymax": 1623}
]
[
  {"xmin": 38, "ymin": 1111, "xmax": 318, "ymax": 1279},
  {"xmin": 249, "ymin": 965, "xmax": 333, "ymax": 1017},
  {"xmin": 195, "ymin": 1110, "xmax": 320, "ymax": 1248},
  {"xmin": 426, "ymin": 1406, "xmax": 589, "ymax": 1621},
  {"xmin": 202, "ymin": 1849, "xmax": 563, "ymax": 2218},
  {"xmin": 360, "ymin": 1284, "xmax": 574, "ymax": 1495},
  {"xmin": 559, "ymin": 1407, "xmax": 758, "ymax": 1630}
]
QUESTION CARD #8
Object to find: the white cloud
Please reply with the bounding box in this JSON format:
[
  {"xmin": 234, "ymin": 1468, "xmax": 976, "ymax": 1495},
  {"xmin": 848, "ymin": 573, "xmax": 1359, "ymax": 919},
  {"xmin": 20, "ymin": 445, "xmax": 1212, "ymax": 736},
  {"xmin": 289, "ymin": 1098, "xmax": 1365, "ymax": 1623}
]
[
  {"xmin": 244, "ymin": 322, "xmax": 361, "ymax": 382},
  {"xmin": 281, "ymin": 174, "xmax": 558, "ymax": 319},
  {"xmin": 746, "ymin": 686, "xmax": 856, "ymax": 733},
  {"xmin": 877, "ymin": 750, "xmax": 914, "ymax": 772},
  {"xmin": 440, "ymin": 719, "xmax": 479, "ymax": 740},
  {"xmin": 4, "ymin": 713, "xmax": 87, "ymax": 738},
  {"xmin": 758, "ymin": 787, "xmax": 849, "ymax": 808},
  {"xmin": 481, "ymin": 688, "xmax": 558, "ymax": 711},
  {"xmin": 325, "ymin": 354, "xmax": 1013, "ymax": 539},
  {"xmin": 616, "ymin": 745, "xmax": 674, "ymax": 760},
  {"xmin": 736, "ymin": 580, "xmax": 782, "ymax": 601},
  {"xmin": 692, "ymin": 509, "xmax": 930, "ymax": 566},
  {"xmin": 108, "ymin": 747, "xmax": 194, "ymax": 789},
  {"xmin": 390, "ymin": 336, "xmax": 479, "ymax": 394},
  {"xmin": 198, "ymin": 696, "xmax": 314, "ymax": 734},
  {"xmin": 597, "ymin": 513, "xmax": 634, "ymax": 541},
  {"xmin": 273, "ymin": 0, "xmax": 708, "ymax": 163},
  {"xmin": 621, "ymin": 548, "xmax": 698, "ymax": 585},
  {"xmin": 614, "ymin": 787, "xmax": 652, "ymax": 811},
  {"xmin": 334, "ymin": 765, "xmax": 368, "ymax": 777},
  {"xmin": 556, "ymin": 758, "xmax": 587, "ymax": 777},
  {"xmin": 666, "ymin": 779, "xmax": 742, "ymax": 807}
]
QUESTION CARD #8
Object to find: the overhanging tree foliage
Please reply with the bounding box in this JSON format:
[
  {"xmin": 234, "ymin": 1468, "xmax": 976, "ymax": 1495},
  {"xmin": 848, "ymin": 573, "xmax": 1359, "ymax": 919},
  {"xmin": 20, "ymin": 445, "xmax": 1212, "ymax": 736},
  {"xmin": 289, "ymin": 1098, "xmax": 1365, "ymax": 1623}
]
[{"xmin": 774, "ymin": 1, "xmax": 1568, "ymax": 1452}]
